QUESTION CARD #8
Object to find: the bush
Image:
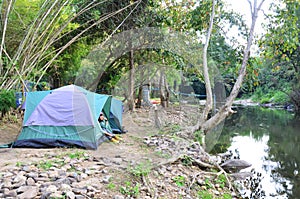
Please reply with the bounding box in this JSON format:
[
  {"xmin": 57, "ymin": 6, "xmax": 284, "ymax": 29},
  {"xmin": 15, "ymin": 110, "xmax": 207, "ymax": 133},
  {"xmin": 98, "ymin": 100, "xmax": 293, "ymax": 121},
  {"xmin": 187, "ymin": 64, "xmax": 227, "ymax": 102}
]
[
  {"xmin": 0, "ymin": 89, "xmax": 16, "ymax": 118},
  {"xmin": 272, "ymin": 91, "xmax": 289, "ymax": 104},
  {"xmin": 252, "ymin": 88, "xmax": 289, "ymax": 105}
]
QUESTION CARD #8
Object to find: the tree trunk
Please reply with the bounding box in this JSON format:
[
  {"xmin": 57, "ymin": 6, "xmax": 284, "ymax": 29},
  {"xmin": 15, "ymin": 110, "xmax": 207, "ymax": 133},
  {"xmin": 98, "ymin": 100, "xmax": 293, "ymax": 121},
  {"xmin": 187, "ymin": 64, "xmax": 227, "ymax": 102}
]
[
  {"xmin": 290, "ymin": 89, "xmax": 300, "ymax": 115},
  {"xmin": 160, "ymin": 67, "xmax": 169, "ymax": 108},
  {"xmin": 142, "ymin": 84, "xmax": 152, "ymax": 106},
  {"xmin": 136, "ymin": 84, "xmax": 143, "ymax": 108},
  {"xmin": 200, "ymin": 0, "xmax": 216, "ymax": 122},
  {"xmin": 128, "ymin": 49, "xmax": 135, "ymax": 111}
]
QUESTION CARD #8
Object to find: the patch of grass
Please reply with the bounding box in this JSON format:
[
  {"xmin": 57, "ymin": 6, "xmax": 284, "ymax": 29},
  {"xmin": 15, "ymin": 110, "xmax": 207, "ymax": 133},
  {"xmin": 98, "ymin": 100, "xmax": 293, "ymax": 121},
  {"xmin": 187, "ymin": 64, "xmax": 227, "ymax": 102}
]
[
  {"xmin": 181, "ymin": 155, "xmax": 193, "ymax": 166},
  {"xmin": 16, "ymin": 162, "xmax": 25, "ymax": 167},
  {"xmin": 170, "ymin": 124, "xmax": 181, "ymax": 133},
  {"xmin": 120, "ymin": 181, "xmax": 140, "ymax": 197},
  {"xmin": 155, "ymin": 151, "xmax": 171, "ymax": 159},
  {"xmin": 37, "ymin": 160, "xmax": 53, "ymax": 170},
  {"xmin": 172, "ymin": 175, "xmax": 186, "ymax": 187},
  {"xmin": 37, "ymin": 159, "xmax": 65, "ymax": 170},
  {"xmin": 128, "ymin": 160, "xmax": 152, "ymax": 177},
  {"xmin": 197, "ymin": 190, "xmax": 213, "ymax": 199},
  {"xmin": 204, "ymin": 178, "xmax": 213, "ymax": 189},
  {"xmin": 67, "ymin": 150, "xmax": 86, "ymax": 159},
  {"xmin": 107, "ymin": 182, "xmax": 116, "ymax": 190},
  {"xmin": 215, "ymin": 174, "xmax": 226, "ymax": 188},
  {"xmin": 194, "ymin": 130, "xmax": 204, "ymax": 145},
  {"xmin": 222, "ymin": 193, "xmax": 232, "ymax": 199}
]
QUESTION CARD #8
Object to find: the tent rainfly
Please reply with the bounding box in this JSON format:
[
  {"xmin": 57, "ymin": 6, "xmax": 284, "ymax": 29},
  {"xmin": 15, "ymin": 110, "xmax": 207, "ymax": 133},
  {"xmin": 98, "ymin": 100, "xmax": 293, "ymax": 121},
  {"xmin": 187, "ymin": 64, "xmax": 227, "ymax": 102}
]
[{"xmin": 13, "ymin": 85, "xmax": 123, "ymax": 150}]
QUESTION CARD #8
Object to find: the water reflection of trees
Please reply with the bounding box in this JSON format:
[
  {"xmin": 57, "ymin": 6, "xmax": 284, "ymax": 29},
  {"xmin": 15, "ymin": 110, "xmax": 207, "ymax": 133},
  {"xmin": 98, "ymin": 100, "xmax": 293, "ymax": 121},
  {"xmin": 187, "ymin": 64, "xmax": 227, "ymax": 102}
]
[
  {"xmin": 213, "ymin": 107, "xmax": 299, "ymax": 198},
  {"xmin": 268, "ymin": 117, "xmax": 300, "ymax": 198}
]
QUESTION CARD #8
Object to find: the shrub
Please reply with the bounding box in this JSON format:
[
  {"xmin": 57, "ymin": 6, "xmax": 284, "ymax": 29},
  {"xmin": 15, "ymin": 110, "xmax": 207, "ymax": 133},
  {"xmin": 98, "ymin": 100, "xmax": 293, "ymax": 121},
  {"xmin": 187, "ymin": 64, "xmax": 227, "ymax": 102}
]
[
  {"xmin": 0, "ymin": 89, "xmax": 16, "ymax": 118},
  {"xmin": 272, "ymin": 91, "xmax": 289, "ymax": 104}
]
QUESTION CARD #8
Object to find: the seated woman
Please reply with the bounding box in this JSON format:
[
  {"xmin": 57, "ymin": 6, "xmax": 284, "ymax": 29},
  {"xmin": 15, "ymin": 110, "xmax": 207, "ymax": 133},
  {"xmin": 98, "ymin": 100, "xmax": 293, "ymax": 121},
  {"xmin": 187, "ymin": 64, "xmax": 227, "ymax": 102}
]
[
  {"xmin": 98, "ymin": 112, "xmax": 119, "ymax": 142},
  {"xmin": 98, "ymin": 112, "xmax": 112, "ymax": 133}
]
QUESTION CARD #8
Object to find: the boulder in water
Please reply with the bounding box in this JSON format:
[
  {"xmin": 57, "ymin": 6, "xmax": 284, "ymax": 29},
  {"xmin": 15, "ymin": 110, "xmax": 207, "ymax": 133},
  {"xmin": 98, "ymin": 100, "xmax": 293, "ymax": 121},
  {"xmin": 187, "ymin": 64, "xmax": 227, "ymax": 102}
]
[{"xmin": 221, "ymin": 159, "xmax": 251, "ymax": 172}]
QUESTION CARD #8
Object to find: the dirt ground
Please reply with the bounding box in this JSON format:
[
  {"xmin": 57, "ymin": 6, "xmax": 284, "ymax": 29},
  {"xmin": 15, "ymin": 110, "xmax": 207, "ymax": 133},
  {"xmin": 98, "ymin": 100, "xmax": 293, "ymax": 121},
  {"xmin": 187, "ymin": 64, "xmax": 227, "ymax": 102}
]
[{"xmin": 0, "ymin": 105, "xmax": 197, "ymax": 169}]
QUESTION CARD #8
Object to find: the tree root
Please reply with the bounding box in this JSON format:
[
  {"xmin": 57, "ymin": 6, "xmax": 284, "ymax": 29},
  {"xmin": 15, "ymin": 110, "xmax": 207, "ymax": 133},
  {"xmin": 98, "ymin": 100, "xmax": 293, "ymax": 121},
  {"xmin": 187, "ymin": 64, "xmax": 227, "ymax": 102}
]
[
  {"xmin": 156, "ymin": 153, "xmax": 234, "ymax": 192},
  {"xmin": 214, "ymin": 162, "xmax": 233, "ymax": 191}
]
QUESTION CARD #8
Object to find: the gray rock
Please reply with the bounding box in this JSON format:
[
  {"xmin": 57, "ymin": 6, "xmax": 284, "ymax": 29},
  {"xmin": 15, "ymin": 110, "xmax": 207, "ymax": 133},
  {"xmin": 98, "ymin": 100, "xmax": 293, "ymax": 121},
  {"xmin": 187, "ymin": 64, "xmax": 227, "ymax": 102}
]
[
  {"xmin": 55, "ymin": 177, "xmax": 71, "ymax": 185},
  {"xmin": 27, "ymin": 172, "xmax": 38, "ymax": 178},
  {"xmin": 112, "ymin": 158, "xmax": 123, "ymax": 165},
  {"xmin": 86, "ymin": 185, "xmax": 97, "ymax": 192},
  {"xmin": 65, "ymin": 191, "xmax": 75, "ymax": 199},
  {"xmin": 64, "ymin": 157, "xmax": 72, "ymax": 163},
  {"xmin": 26, "ymin": 177, "xmax": 35, "ymax": 186},
  {"xmin": 74, "ymin": 195, "xmax": 85, "ymax": 199},
  {"xmin": 87, "ymin": 191, "xmax": 95, "ymax": 198},
  {"xmin": 13, "ymin": 174, "xmax": 26, "ymax": 183},
  {"xmin": 3, "ymin": 172, "xmax": 14, "ymax": 178},
  {"xmin": 230, "ymin": 172, "xmax": 253, "ymax": 181},
  {"xmin": 80, "ymin": 173, "xmax": 88, "ymax": 179},
  {"xmin": 21, "ymin": 166, "xmax": 30, "ymax": 172},
  {"xmin": 3, "ymin": 188, "xmax": 10, "ymax": 195},
  {"xmin": 58, "ymin": 170, "xmax": 67, "ymax": 176},
  {"xmin": 113, "ymin": 195, "xmax": 125, "ymax": 199},
  {"xmin": 72, "ymin": 188, "xmax": 87, "ymax": 195},
  {"xmin": 48, "ymin": 170, "xmax": 59, "ymax": 178},
  {"xmin": 39, "ymin": 172, "xmax": 49, "ymax": 178},
  {"xmin": 17, "ymin": 185, "xmax": 33, "ymax": 193},
  {"xmin": 17, "ymin": 186, "xmax": 38, "ymax": 199},
  {"xmin": 3, "ymin": 178, "xmax": 12, "ymax": 188},
  {"xmin": 34, "ymin": 177, "xmax": 49, "ymax": 182},
  {"xmin": 46, "ymin": 184, "xmax": 58, "ymax": 193},
  {"xmin": 83, "ymin": 168, "xmax": 92, "ymax": 175},
  {"xmin": 68, "ymin": 172, "xmax": 78, "ymax": 178},
  {"xmin": 49, "ymin": 191, "xmax": 64, "ymax": 198},
  {"xmin": 40, "ymin": 192, "xmax": 51, "ymax": 199},
  {"xmin": 3, "ymin": 189, "xmax": 17, "ymax": 198},
  {"xmin": 102, "ymin": 175, "xmax": 111, "ymax": 184},
  {"xmin": 13, "ymin": 178, "xmax": 26, "ymax": 188},
  {"xmin": 221, "ymin": 159, "xmax": 252, "ymax": 172},
  {"xmin": 60, "ymin": 184, "xmax": 72, "ymax": 192}
]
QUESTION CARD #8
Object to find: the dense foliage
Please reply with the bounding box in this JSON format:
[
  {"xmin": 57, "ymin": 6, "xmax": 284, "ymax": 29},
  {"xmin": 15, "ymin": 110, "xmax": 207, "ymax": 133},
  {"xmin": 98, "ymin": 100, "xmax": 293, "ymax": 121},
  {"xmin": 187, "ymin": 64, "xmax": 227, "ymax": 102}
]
[
  {"xmin": 256, "ymin": 0, "xmax": 300, "ymax": 112},
  {"xmin": 0, "ymin": 0, "xmax": 299, "ymax": 114}
]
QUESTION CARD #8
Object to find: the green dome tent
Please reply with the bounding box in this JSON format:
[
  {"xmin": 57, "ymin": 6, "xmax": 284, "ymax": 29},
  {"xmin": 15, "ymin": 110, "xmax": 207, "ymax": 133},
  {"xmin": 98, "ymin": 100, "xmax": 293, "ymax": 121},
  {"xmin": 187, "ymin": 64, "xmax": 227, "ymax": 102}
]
[{"xmin": 13, "ymin": 85, "xmax": 123, "ymax": 150}]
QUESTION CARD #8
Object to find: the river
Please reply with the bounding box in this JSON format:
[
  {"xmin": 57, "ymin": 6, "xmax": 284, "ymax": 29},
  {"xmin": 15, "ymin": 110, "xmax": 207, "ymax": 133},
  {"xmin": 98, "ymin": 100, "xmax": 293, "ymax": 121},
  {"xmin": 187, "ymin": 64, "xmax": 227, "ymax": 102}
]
[{"xmin": 212, "ymin": 106, "xmax": 300, "ymax": 199}]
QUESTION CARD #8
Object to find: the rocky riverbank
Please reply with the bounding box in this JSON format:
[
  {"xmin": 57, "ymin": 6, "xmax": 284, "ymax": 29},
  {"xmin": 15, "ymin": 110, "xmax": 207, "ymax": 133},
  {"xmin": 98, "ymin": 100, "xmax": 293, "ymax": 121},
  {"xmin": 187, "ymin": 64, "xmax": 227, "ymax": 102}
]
[
  {"xmin": 0, "ymin": 105, "xmax": 247, "ymax": 198},
  {"xmin": 0, "ymin": 138, "xmax": 239, "ymax": 199}
]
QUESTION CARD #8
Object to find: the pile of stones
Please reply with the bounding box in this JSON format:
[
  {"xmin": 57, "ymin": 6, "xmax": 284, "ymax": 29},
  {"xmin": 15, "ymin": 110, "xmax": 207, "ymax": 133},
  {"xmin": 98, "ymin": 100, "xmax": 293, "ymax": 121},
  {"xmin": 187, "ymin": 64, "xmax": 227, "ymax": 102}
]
[{"xmin": 0, "ymin": 152, "xmax": 124, "ymax": 199}]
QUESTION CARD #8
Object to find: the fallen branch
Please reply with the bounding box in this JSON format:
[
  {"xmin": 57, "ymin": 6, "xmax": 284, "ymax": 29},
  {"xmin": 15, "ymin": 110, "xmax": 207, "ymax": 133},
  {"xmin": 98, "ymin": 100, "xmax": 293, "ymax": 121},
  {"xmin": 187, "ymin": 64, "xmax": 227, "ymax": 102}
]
[{"xmin": 187, "ymin": 155, "xmax": 214, "ymax": 169}]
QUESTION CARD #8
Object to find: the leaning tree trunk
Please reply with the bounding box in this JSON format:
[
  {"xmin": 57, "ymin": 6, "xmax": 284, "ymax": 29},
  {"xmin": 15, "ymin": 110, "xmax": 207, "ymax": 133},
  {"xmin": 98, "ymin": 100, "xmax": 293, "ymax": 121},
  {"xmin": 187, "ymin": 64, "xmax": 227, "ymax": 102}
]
[{"xmin": 200, "ymin": 0, "xmax": 265, "ymax": 134}]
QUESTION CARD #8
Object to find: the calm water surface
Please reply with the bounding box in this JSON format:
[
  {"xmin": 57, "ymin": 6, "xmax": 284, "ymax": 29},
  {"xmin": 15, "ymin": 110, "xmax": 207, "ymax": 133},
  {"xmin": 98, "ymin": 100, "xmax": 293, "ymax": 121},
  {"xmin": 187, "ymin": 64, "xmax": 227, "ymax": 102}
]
[{"xmin": 212, "ymin": 107, "xmax": 300, "ymax": 199}]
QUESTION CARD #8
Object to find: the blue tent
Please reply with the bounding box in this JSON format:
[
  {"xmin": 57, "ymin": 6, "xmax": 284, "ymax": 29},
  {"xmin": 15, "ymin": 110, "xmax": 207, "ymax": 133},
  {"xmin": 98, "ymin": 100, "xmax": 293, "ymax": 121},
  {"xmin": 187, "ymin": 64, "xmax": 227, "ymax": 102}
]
[{"xmin": 13, "ymin": 85, "xmax": 123, "ymax": 150}]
